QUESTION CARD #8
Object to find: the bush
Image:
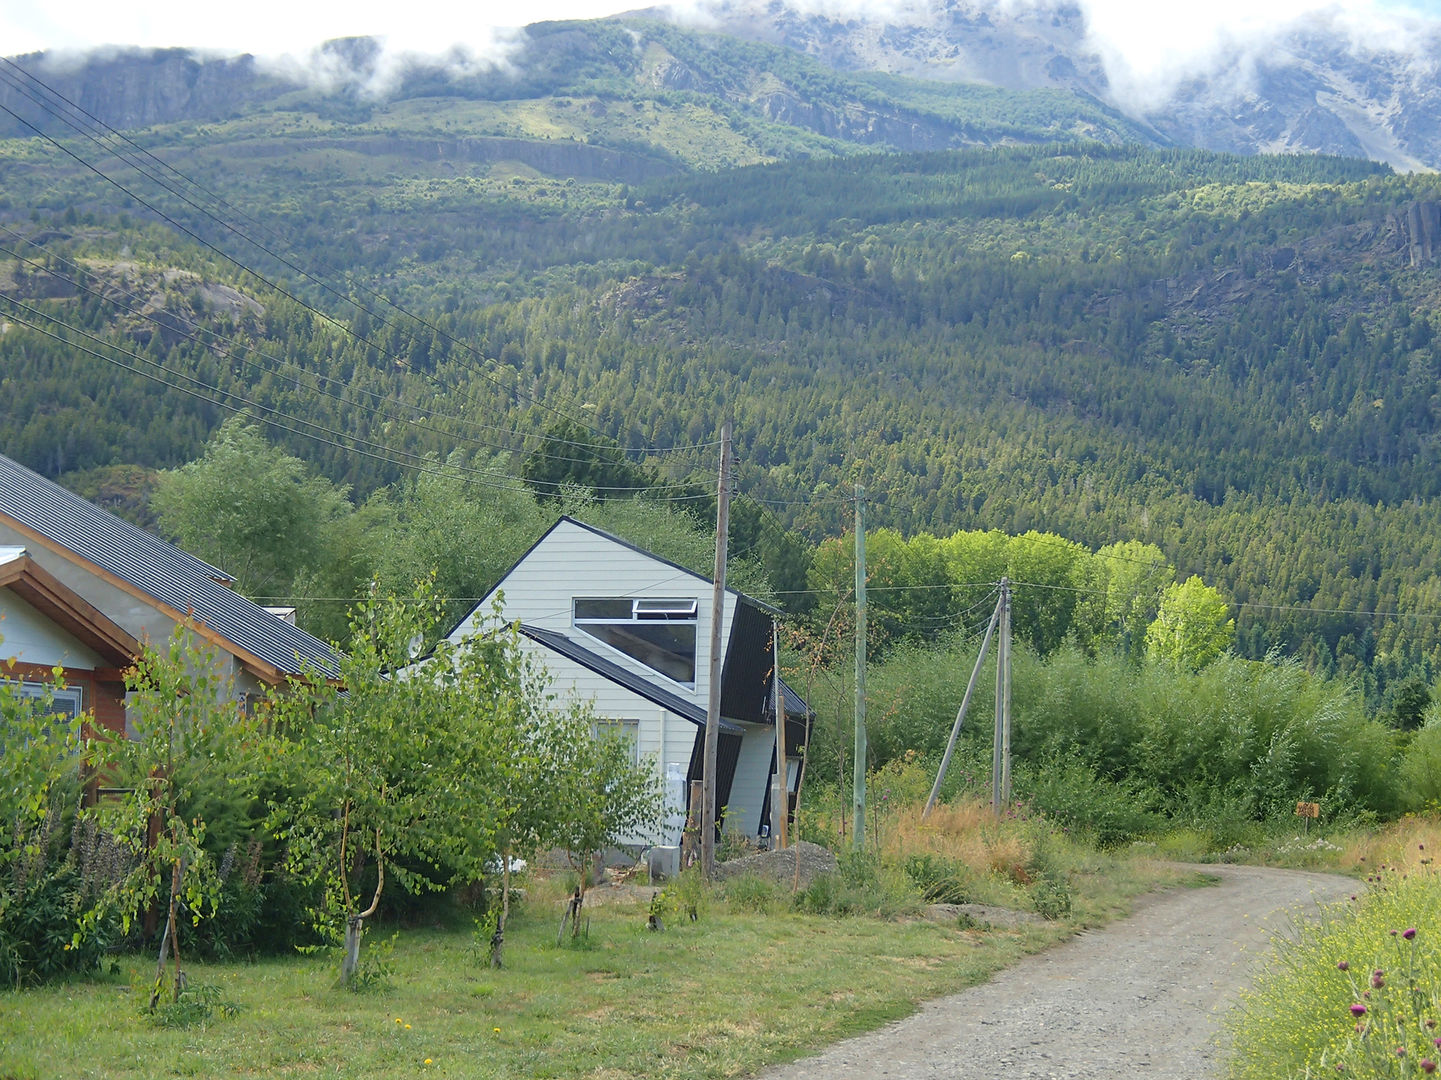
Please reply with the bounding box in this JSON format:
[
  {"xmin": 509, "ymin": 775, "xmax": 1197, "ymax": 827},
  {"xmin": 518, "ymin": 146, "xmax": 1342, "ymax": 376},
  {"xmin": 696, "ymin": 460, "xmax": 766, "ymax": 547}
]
[
  {"xmin": 1227, "ymin": 866, "xmax": 1441, "ymax": 1078},
  {"xmin": 902, "ymin": 853, "xmax": 975, "ymax": 904},
  {"xmin": 723, "ymin": 874, "xmax": 785, "ymax": 914},
  {"xmin": 1019, "ymin": 757, "xmax": 1159, "ymax": 849},
  {"xmin": 794, "ymin": 851, "xmax": 920, "ymax": 918}
]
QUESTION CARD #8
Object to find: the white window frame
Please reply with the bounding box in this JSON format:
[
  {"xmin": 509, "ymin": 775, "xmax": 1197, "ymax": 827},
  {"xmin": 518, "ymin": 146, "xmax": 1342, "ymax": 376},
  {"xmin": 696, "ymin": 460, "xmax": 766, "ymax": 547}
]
[
  {"xmin": 573, "ymin": 597, "xmax": 699, "ymax": 688},
  {"xmin": 591, "ymin": 717, "xmax": 641, "ymax": 765}
]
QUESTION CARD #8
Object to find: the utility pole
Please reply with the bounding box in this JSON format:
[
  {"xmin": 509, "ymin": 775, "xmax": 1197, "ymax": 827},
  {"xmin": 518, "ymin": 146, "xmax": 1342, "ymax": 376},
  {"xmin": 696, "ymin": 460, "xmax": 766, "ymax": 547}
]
[
  {"xmin": 701, "ymin": 418, "xmax": 731, "ymax": 879},
  {"xmin": 991, "ymin": 577, "xmax": 1012, "ymax": 813},
  {"xmin": 1000, "ymin": 578, "xmax": 1013, "ymax": 806},
  {"xmin": 923, "ymin": 594, "xmax": 1001, "ymax": 819},
  {"xmin": 771, "ymin": 618, "xmax": 787, "ymax": 849},
  {"xmin": 853, "ymin": 483, "xmax": 867, "ymax": 851}
]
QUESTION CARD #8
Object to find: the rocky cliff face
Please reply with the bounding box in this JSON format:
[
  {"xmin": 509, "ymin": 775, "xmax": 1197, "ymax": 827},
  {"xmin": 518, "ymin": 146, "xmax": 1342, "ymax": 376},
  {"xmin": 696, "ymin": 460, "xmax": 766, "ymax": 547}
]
[
  {"xmin": 0, "ymin": 49, "xmax": 297, "ymax": 136},
  {"xmin": 689, "ymin": 0, "xmax": 1441, "ymax": 171}
]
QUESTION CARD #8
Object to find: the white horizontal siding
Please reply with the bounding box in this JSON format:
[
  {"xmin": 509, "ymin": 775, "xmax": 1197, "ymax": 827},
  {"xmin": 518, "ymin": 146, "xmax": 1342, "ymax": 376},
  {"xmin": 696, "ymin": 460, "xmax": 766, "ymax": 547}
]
[
  {"xmin": 449, "ymin": 519, "xmax": 741, "ymax": 713},
  {"xmin": 515, "ymin": 635, "xmax": 697, "ymax": 847}
]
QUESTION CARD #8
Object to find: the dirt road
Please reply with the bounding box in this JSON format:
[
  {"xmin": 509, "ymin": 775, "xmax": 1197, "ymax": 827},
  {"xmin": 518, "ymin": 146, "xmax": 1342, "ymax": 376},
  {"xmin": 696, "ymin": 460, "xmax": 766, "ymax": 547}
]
[{"xmin": 754, "ymin": 864, "xmax": 1355, "ymax": 1080}]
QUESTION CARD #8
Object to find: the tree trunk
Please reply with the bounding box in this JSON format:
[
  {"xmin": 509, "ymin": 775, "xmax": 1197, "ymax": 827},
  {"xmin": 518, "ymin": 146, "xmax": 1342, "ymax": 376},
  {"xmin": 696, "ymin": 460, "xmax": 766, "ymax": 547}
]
[
  {"xmin": 341, "ymin": 914, "xmax": 364, "ymax": 986},
  {"xmin": 489, "ymin": 854, "xmax": 511, "ymax": 969}
]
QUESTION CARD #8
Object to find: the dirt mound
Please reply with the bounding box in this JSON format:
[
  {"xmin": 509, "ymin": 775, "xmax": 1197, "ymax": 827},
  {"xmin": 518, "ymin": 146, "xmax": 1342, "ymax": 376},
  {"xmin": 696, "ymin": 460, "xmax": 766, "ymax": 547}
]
[{"xmin": 715, "ymin": 841, "xmax": 838, "ymax": 887}]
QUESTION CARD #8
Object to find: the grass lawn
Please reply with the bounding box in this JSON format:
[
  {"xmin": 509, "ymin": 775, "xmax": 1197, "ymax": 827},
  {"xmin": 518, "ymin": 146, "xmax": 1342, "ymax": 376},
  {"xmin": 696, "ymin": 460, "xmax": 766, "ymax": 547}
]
[{"xmin": 0, "ymin": 857, "xmax": 1186, "ymax": 1080}]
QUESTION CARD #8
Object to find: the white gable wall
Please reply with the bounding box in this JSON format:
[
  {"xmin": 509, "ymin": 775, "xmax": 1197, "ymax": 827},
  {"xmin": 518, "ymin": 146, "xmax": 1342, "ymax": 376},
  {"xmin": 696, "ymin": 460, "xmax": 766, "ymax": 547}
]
[
  {"xmin": 451, "ymin": 519, "xmax": 742, "ymax": 716},
  {"xmin": 0, "ymin": 588, "xmax": 104, "ymax": 670},
  {"xmin": 515, "ymin": 634, "xmax": 696, "ymax": 847}
]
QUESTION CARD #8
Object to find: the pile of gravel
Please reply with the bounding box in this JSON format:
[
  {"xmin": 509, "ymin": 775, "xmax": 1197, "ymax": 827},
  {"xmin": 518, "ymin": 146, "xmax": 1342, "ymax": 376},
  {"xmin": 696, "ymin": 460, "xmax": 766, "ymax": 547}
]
[{"xmin": 714, "ymin": 841, "xmax": 838, "ymax": 888}]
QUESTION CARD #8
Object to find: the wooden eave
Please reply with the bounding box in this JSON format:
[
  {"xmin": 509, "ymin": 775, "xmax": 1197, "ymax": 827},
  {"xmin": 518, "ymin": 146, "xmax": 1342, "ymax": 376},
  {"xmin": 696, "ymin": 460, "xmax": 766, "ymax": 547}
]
[
  {"xmin": 0, "ymin": 517, "xmax": 290, "ymax": 685},
  {"xmin": 0, "ymin": 551, "xmax": 140, "ymax": 667}
]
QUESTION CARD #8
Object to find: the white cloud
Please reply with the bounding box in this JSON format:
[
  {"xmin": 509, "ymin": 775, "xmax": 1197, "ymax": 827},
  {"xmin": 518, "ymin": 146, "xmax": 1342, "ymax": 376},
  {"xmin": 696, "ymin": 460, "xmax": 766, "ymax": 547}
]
[{"xmin": 2, "ymin": 0, "xmax": 1438, "ymax": 106}]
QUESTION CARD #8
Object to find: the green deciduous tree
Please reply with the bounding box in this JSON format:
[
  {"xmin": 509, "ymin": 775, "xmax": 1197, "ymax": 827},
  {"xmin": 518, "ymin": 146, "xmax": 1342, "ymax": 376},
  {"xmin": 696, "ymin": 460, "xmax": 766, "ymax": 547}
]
[
  {"xmin": 151, "ymin": 416, "xmax": 355, "ymax": 603},
  {"xmin": 85, "ymin": 626, "xmax": 257, "ymax": 1009},
  {"xmin": 1144, "ymin": 575, "xmax": 1236, "ymax": 671}
]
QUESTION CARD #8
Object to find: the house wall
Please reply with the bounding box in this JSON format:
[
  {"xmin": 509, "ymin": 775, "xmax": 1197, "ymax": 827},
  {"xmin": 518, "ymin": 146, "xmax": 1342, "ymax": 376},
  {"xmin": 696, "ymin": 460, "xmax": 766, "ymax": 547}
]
[
  {"xmin": 726, "ymin": 721, "xmax": 777, "ymax": 840},
  {"xmin": 452, "ymin": 519, "xmax": 740, "ymax": 717},
  {"xmin": 514, "ymin": 635, "xmax": 694, "ymax": 847},
  {"xmin": 0, "ymin": 588, "xmax": 105, "ymax": 669},
  {"xmin": 0, "ymin": 521, "xmax": 257, "ymax": 696},
  {"xmin": 5, "ymin": 658, "xmax": 127, "ymax": 739}
]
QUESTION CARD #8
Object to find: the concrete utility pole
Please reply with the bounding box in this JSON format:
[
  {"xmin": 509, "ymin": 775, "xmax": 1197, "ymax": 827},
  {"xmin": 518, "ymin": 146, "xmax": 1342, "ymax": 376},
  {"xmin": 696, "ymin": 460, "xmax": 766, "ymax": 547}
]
[
  {"xmin": 992, "ymin": 577, "xmax": 1012, "ymax": 813},
  {"xmin": 923, "ymin": 593, "xmax": 1001, "ymax": 820},
  {"xmin": 853, "ymin": 483, "xmax": 868, "ymax": 851},
  {"xmin": 701, "ymin": 418, "xmax": 732, "ymax": 879}
]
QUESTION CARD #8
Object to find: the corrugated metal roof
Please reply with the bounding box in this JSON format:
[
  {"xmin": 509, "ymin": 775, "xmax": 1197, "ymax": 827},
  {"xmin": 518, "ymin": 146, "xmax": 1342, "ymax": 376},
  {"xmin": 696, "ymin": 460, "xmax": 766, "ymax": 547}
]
[
  {"xmin": 0, "ymin": 453, "xmax": 338, "ymax": 678},
  {"xmin": 518, "ymin": 623, "xmax": 743, "ymax": 735}
]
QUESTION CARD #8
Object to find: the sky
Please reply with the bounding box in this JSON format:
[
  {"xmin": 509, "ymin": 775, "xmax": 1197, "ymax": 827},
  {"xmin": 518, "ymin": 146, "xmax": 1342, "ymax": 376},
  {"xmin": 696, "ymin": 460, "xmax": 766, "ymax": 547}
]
[{"xmin": 3, "ymin": 0, "xmax": 1439, "ymax": 97}]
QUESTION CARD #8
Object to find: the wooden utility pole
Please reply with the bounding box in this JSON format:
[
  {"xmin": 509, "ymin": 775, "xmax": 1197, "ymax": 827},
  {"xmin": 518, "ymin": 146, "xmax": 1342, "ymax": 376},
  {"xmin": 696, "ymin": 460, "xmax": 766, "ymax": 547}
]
[
  {"xmin": 701, "ymin": 418, "xmax": 732, "ymax": 879},
  {"xmin": 771, "ymin": 618, "xmax": 787, "ymax": 849},
  {"xmin": 923, "ymin": 594, "xmax": 1001, "ymax": 819},
  {"xmin": 853, "ymin": 483, "xmax": 868, "ymax": 851}
]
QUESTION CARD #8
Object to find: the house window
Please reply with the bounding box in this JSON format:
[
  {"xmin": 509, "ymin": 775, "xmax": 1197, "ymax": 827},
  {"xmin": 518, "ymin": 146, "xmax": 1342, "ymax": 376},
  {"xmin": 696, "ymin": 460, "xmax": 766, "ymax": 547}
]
[
  {"xmin": 591, "ymin": 717, "xmax": 641, "ymax": 765},
  {"xmin": 3, "ymin": 680, "xmax": 83, "ymax": 719},
  {"xmin": 573, "ymin": 597, "xmax": 698, "ymax": 686}
]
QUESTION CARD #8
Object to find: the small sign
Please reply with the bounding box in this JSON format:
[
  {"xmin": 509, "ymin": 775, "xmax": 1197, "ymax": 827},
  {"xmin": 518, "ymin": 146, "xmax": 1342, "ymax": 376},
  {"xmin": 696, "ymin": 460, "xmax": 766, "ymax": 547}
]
[{"xmin": 1295, "ymin": 801, "xmax": 1321, "ymax": 819}]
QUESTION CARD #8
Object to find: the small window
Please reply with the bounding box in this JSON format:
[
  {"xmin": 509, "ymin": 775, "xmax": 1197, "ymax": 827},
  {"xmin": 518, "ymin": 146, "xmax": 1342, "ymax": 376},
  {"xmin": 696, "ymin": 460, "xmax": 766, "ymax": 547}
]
[
  {"xmin": 591, "ymin": 717, "xmax": 640, "ymax": 765},
  {"xmin": 4, "ymin": 680, "xmax": 83, "ymax": 719},
  {"xmin": 574, "ymin": 597, "xmax": 698, "ymax": 686}
]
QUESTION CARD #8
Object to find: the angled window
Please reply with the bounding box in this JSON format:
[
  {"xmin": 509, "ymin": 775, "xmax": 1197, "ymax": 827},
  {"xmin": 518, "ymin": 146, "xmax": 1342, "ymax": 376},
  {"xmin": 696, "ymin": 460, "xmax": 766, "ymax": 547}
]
[{"xmin": 574, "ymin": 597, "xmax": 698, "ymax": 686}]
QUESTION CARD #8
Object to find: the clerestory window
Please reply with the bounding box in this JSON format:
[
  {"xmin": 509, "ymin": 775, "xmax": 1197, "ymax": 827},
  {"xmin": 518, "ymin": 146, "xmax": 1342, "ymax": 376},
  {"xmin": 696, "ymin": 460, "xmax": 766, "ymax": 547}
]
[{"xmin": 573, "ymin": 597, "xmax": 698, "ymax": 686}]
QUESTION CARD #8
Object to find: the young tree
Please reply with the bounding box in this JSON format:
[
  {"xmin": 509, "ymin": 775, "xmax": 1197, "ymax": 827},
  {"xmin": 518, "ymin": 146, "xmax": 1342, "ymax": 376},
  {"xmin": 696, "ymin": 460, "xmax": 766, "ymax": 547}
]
[
  {"xmin": 267, "ymin": 586, "xmax": 457, "ymax": 988},
  {"xmin": 85, "ymin": 626, "xmax": 256, "ymax": 1008}
]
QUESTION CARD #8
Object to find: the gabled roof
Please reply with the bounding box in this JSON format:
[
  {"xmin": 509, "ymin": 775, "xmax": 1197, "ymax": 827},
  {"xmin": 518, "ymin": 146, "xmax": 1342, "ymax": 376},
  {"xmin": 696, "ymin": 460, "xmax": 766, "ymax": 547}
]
[
  {"xmin": 0, "ymin": 546, "xmax": 139, "ymax": 666},
  {"xmin": 449, "ymin": 515, "xmax": 780, "ymax": 639},
  {"xmin": 518, "ymin": 623, "xmax": 743, "ymax": 735},
  {"xmin": 0, "ymin": 454, "xmax": 338, "ymax": 681}
]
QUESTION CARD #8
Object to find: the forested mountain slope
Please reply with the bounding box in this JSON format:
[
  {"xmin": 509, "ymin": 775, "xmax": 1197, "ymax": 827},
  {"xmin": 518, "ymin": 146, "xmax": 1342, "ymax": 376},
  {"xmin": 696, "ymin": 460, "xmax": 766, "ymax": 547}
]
[{"xmin": 2, "ymin": 30, "xmax": 1441, "ymax": 693}]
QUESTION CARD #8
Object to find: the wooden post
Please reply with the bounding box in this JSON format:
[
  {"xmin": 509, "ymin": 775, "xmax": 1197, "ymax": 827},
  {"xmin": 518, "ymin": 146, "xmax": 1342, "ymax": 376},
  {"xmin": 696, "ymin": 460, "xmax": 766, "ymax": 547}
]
[
  {"xmin": 771, "ymin": 618, "xmax": 787, "ymax": 849},
  {"xmin": 853, "ymin": 483, "xmax": 867, "ymax": 851},
  {"xmin": 702, "ymin": 419, "xmax": 732, "ymax": 879}
]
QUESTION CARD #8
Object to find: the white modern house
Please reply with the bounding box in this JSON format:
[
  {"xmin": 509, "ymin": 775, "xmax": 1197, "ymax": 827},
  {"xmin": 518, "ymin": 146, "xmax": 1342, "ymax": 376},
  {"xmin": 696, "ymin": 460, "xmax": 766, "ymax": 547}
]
[{"xmin": 446, "ymin": 516, "xmax": 810, "ymax": 848}]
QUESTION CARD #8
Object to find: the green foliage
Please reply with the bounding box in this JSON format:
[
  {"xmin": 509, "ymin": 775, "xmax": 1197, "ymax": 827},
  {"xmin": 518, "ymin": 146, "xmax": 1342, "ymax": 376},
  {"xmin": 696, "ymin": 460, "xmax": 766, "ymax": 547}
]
[
  {"xmin": 81, "ymin": 628, "xmax": 259, "ymax": 1006},
  {"xmin": 1399, "ymin": 724, "xmax": 1441, "ymax": 810},
  {"xmin": 721, "ymin": 872, "xmax": 784, "ymax": 914},
  {"xmin": 1145, "ymin": 575, "xmax": 1236, "ymax": 671},
  {"xmin": 794, "ymin": 850, "xmax": 919, "ymax": 917},
  {"xmin": 144, "ymin": 983, "xmax": 241, "ymax": 1028},
  {"xmin": 902, "ymin": 853, "xmax": 975, "ymax": 904},
  {"xmin": 1228, "ymin": 868, "xmax": 1441, "ymax": 1079},
  {"xmin": 1019, "ymin": 757, "xmax": 1159, "ymax": 850},
  {"xmin": 150, "ymin": 416, "xmax": 355, "ymax": 604}
]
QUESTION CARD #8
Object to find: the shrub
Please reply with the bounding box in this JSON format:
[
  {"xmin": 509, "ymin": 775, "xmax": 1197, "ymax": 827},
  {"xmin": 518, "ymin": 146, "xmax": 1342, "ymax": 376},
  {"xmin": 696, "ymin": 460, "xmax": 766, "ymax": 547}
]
[
  {"xmin": 793, "ymin": 851, "xmax": 920, "ymax": 918},
  {"xmin": 903, "ymin": 853, "xmax": 975, "ymax": 904},
  {"xmin": 1228, "ymin": 865, "xmax": 1441, "ymax": 1078},
  {"xmin": 1019, "ymin": 757, "xmax": 1158, "ymax": 849},
  {"xmin": 723, "ymin": 873, "xmax": 785, "ymax": 914}
]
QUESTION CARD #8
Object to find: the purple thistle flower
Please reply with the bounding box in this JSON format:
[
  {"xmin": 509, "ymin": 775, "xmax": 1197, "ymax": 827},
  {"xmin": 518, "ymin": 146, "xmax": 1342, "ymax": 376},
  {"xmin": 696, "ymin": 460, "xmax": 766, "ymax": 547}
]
[
  {"xmin": 1423, "ymin": 1060, "xmax": 1438, "ymax": 1075},
  {"xmin": 1373, "ymin": 973, "xmax": 1387, "ymax": 989},
  {"xmin": 1352, "ymin": 1004, "xmax": 1368, "ymax": 1016},
  {"xmin": 1404, "ymin": 928, "xmax": 1418, "ymax": 940},
  {"xmin": 1338, "ymin": 961, "xmax": 1350, "ymax": 971}
]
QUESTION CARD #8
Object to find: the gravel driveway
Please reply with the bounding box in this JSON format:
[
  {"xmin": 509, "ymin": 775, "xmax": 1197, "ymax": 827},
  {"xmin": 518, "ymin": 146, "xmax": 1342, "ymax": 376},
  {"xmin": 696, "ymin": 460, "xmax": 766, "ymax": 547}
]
[{"xmin": 753, "ymin": 864, "xmax": 1355, "ymax": 1080}]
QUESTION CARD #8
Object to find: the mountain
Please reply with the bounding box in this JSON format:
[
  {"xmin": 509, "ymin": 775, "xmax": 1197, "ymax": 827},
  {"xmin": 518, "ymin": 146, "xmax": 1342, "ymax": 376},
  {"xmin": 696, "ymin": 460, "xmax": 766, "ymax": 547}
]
[
  {"xmin": 3, "ymin": 16, "xmax": 1441, "ymax": 693},
  {"xmin": 681, "ymin": 0, "xmax": 1441, "ymax": 171}
]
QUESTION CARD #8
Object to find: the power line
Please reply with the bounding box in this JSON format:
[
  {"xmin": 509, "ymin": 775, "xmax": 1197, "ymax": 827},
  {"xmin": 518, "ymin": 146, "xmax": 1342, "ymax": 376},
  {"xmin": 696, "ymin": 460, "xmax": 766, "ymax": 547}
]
[{"xmin": 0, "ymin": 60, "xmax": 715, "ymax": 457}]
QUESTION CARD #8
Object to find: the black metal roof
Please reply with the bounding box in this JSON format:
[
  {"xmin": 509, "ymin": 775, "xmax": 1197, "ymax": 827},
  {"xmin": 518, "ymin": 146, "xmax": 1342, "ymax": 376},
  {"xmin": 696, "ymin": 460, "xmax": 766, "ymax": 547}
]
[
  {"xmin": 518, "ymin": 623, "xmax": 743, "ymax": 734},
  {"xmin": 0, "ymin": 453, "xmax": 338, "ymax": 679}
]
